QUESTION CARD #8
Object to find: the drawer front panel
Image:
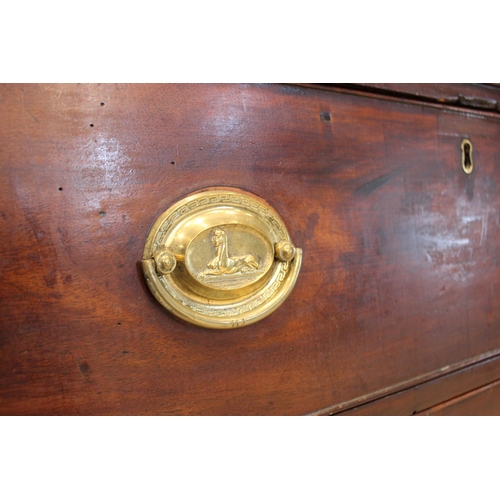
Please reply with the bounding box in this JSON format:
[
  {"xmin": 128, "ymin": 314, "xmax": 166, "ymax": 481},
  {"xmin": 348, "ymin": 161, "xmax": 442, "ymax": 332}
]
[{"xmin": 1, "ymin": 84, "xmax": 499, "ymax": 415}]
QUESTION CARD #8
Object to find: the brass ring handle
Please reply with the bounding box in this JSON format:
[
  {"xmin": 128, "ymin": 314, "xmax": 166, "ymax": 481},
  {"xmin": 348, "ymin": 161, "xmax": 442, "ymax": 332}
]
[{"xmin": 141, "ymin": 187, "xmax": 302, "ymax": 329}]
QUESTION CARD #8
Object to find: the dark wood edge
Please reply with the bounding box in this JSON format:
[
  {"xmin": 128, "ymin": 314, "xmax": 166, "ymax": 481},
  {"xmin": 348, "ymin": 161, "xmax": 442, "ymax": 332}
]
[
  {"xmin": 308, "ymin": 348, "xmax": 500, "ymax": 416},
  {"xmin": 289, "ymin": 84, "xmax": 500, "ymax": 120},
  {"xmin": 325, "ymin": 84, "xmax": 500, "ymax": 112},
  {"xmin": 416, "ymin": 378, "xmax": 500, "ymax": 416}
]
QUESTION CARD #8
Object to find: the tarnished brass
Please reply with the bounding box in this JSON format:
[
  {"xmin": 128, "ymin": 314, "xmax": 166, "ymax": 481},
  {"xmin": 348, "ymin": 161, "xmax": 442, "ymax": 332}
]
[
  {"xmin": 142, "ymin": 187, "xmax": 302, "ymax": 329},
  {"xmin": 462, "ymin": 138, "xmax": 474, "ymax": 174}
]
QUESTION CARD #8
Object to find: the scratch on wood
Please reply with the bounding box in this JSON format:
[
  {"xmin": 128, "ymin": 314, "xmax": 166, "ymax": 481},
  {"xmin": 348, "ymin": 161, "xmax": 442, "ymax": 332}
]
[
  {"xmin": 355, "ymin": 165, "xmax": 407, "ymax": 197},
  {"xmin": 27, "ymin": 109, "xmax": 38, "ymax": 123},
  {"xmin": 480, "ymin": 211, "xmax": 489, "ymax": 246}
]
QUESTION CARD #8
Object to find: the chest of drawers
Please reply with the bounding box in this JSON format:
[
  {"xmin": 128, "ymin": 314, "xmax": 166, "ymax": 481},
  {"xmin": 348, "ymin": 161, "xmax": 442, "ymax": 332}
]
[{"xmin": 1, "ymin": 83, "xmax": 500, "ymax": 415}]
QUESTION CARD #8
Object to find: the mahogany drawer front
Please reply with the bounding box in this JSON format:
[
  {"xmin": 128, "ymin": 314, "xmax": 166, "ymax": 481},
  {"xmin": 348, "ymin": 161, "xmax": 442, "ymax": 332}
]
[
  {"xmin": 1, "ymin": 84, "xmax": 499, "ymax": 415},
  {"xmin": 326, "ymin": 83, "xmax": 500, "ymax": 112},
  {"xmin": 331, "ymin": 353, "xmax": 500, "ymax": 416},
  {"xmin": 417, "ymin": 379, "xmax": 500, "ymax": 416}
]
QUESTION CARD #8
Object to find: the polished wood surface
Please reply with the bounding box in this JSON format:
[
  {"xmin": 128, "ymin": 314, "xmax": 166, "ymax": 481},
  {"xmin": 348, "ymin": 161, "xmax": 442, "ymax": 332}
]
[
  {"xmin": 333, "ymin": 351, "xmax": 500, "ymax": 415},
  {"xmin": 417, "ymin": 379, "xmax": 500, "ymax": 416},
  {"xmin": 327, "ymin": 83, "xmax": 500, "ymax": 111},
  {"xmin": 1, "ymin": 84, "xmax": 500, "ymax": 415}
]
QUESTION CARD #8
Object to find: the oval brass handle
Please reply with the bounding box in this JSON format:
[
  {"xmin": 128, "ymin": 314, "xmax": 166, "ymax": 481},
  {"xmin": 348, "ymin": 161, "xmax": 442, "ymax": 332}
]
[{"xmin": 142, "ymin": 187, "xmax": 302, "ymax": 329}]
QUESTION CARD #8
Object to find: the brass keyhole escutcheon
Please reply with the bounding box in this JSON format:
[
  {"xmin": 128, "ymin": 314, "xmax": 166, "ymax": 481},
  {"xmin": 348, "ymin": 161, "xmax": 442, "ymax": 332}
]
[
  {"xmin": 462, "ymin": 138, "xmax": 473, "ymax": 174},
  {"xmin": 142, "ymin": 187, "xmax": 302, "ymax": 329}
]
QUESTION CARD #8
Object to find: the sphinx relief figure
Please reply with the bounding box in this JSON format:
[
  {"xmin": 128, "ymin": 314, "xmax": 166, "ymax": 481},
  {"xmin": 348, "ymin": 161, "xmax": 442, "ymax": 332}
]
[{"xmin": 199, "ymin": 228, "xmax": 261, "ymax": 278}]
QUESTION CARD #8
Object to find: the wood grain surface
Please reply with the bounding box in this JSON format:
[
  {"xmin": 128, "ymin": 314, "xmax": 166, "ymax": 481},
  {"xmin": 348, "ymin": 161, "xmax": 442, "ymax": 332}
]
[
  {"xmin": 331, "ymin": 351, "xmax": 500, "ymax": 415},
  {"xmin": 417, "ymin": 379, "xmax": 500, "ymax": 416},
  {"xmin": 325, "ymin": 83, "xmax": 500, "ymax": 112},
  {"xmin": 1, "ymin": 84, "xmax": 500, "ymax": 415}
]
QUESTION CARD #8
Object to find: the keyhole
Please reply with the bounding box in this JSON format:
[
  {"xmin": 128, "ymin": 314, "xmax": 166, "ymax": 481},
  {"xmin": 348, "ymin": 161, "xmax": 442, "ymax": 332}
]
[
  {"xmin": 464, "ymin": 143, "xmax": 471, "ymax": 167},
  {"xmin": 461, "ymin": 139, "xmax": 473, "ymax": 174}
]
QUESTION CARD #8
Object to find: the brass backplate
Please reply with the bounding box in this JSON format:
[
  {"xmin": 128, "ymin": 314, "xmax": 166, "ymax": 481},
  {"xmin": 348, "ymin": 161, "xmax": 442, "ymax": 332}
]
[{"xmin": 142, "ymin": 187, "xmax": 302, "ymax": 329}]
